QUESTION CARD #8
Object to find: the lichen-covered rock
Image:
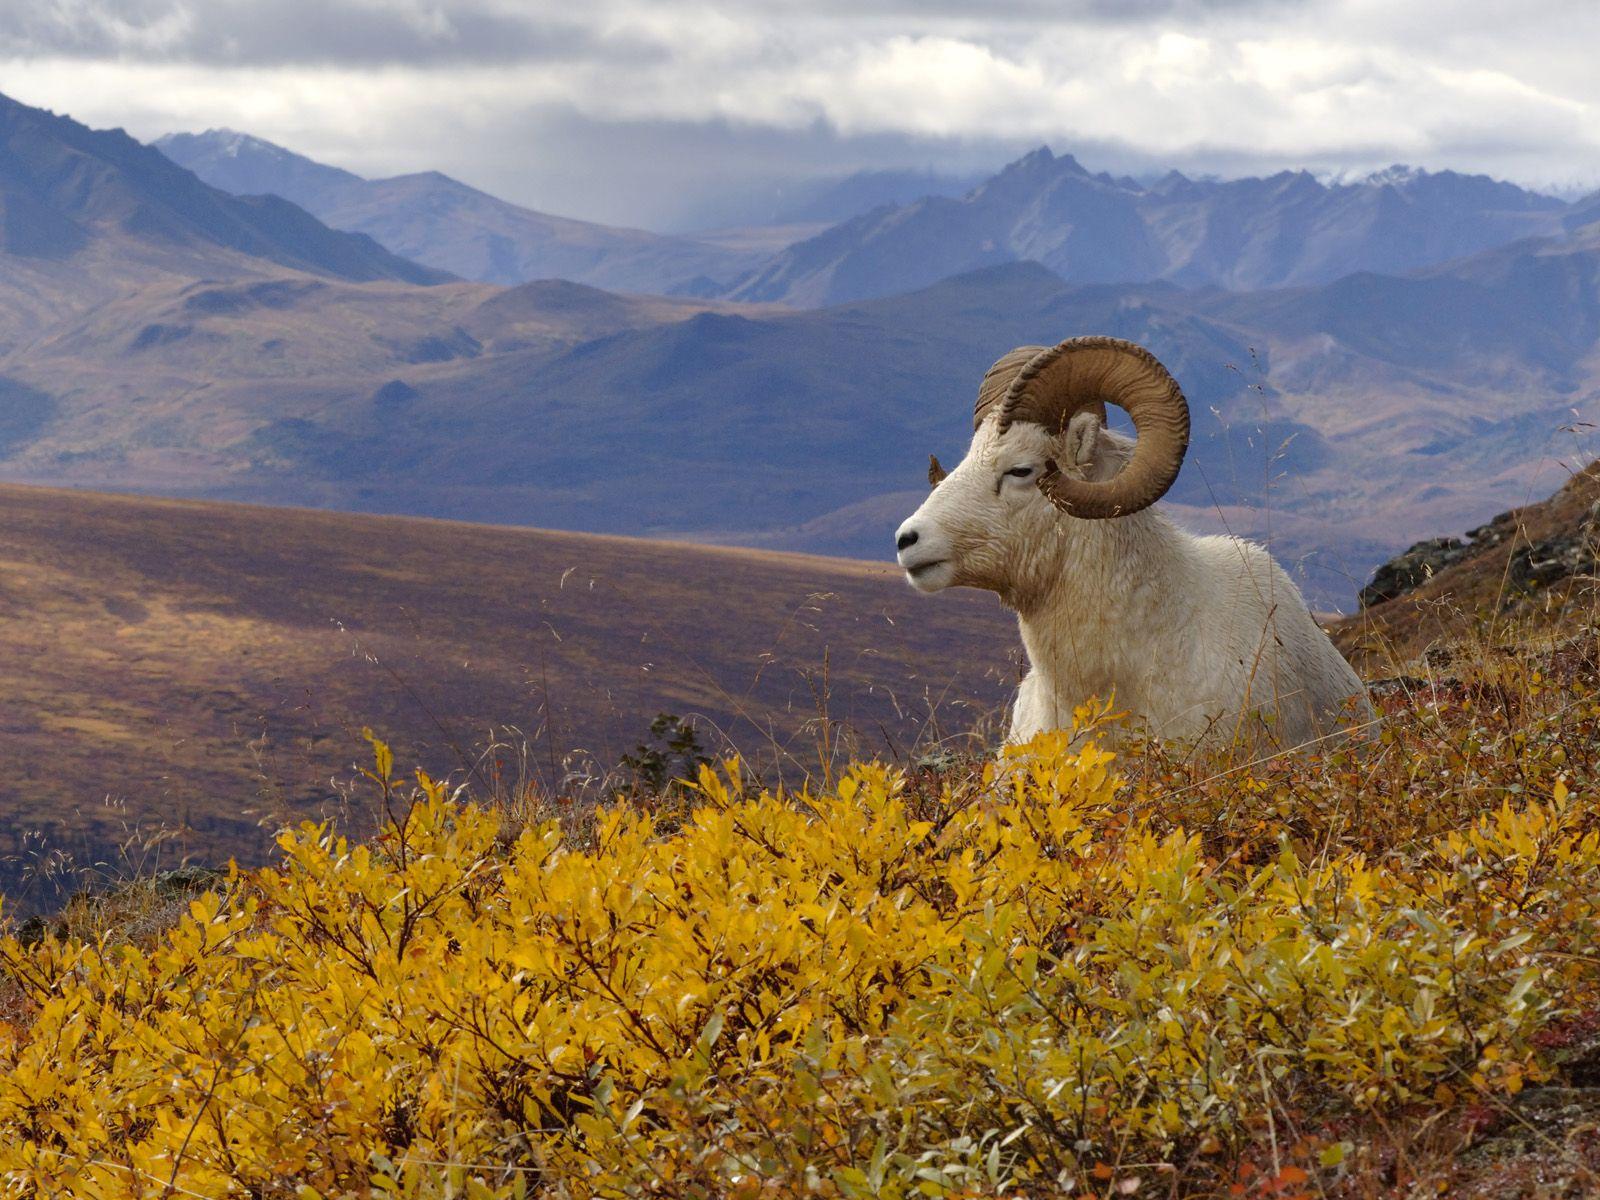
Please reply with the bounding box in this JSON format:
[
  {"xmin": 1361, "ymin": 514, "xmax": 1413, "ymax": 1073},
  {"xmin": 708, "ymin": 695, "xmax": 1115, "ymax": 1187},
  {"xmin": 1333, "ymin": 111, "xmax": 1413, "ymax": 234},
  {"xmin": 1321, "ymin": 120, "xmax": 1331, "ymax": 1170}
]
[
  {"xmin": 1508, "ymin": 535, "xmax": 1600, "ymax": 593},
  {"xmin": 1504, "ymin": 504, "xmax": 1600, "ymax": 601},
  {"xmin": 1358, "ymin": 510, "xmax": 1528, "ymax": 610},
  {"xmin": 1359, "ymin": 537, "xmax": 1471, "ymax": 608},
  {"xmin": 1466, "ymin": 510, "xmax": 1519, "ymax": 549},
  {"xmin": 1461, "ymin": 1087, "xmax": 1600, "ymax": 1163},
  {"xmin": 14, "ymin": 865, "xmax": 228, "ymax": 947}
]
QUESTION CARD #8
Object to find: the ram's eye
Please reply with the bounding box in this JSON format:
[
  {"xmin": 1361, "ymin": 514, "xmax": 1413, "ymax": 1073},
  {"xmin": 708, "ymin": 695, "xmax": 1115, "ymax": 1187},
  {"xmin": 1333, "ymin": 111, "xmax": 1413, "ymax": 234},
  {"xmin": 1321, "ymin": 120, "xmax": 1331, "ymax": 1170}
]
[{"xmin": 1004, "ymin": 466, "xmax": 1035, "ymax": 479}]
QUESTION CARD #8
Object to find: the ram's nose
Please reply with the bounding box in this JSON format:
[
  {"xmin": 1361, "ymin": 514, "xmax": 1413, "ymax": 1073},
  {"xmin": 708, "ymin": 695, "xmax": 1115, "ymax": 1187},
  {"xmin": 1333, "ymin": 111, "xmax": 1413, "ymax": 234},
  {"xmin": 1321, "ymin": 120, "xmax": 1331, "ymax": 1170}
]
[{"xmin": 896, "ymin": 528, "xmax": 919, "ymax": 552}]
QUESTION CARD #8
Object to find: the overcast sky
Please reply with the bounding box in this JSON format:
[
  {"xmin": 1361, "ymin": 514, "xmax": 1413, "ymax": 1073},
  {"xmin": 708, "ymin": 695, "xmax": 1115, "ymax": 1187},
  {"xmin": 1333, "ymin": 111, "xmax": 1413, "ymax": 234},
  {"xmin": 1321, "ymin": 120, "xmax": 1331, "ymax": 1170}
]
[{"xmin": 3, "ymin": 0, "xmax": 1598, "ymax": 230}]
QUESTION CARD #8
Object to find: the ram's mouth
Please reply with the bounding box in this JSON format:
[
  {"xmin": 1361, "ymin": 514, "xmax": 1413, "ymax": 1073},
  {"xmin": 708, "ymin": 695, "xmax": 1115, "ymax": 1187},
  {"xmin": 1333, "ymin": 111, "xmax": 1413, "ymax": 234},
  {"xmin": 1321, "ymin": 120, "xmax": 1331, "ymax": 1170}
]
[{"xmin": 905, "ymin": 559, "xmax": 948, "ymax": 579}]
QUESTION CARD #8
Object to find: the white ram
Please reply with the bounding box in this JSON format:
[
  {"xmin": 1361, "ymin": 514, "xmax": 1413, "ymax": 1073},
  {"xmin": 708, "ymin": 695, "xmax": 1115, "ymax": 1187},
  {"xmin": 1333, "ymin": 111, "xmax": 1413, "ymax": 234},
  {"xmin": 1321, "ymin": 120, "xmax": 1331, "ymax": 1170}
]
[{"xmin": 894, "ymin": 336, "xmax": 1372, "ymax": 751}]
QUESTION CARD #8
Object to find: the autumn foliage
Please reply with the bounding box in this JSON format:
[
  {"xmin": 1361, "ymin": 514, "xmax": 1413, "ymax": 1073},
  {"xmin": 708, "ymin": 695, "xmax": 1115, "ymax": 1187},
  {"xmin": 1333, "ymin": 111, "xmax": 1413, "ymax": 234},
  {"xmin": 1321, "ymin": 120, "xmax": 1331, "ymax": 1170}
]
[{"xmin": 3, "ymin": 672, "xmax": 1600, "ymax": 1196}]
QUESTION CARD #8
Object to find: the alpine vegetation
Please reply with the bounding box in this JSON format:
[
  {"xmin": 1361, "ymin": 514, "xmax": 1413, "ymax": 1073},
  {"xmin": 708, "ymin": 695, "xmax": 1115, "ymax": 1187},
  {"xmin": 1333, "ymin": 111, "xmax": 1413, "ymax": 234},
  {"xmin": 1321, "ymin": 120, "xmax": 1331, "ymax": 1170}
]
[{"xmin": 896, "ymin": 337, "xmax": 1371, "ymax": 751}]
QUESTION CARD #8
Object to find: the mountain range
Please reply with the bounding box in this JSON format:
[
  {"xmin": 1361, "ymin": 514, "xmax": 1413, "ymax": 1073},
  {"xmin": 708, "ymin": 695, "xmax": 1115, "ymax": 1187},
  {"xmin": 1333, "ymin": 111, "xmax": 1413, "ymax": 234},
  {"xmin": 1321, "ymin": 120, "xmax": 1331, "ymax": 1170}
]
[
  {"xmin": 723, "ymin": 148, "xmax": 1575, "ymax": 306},
  {"xmin": 0, "ymin": 94, "xmax": 449, "ymax": 350},
  {"xmin": 766, "ymin": 167, "xmax": 992, "ymax": 225},
  {"xmin": 157, "ymin": 132, "xmax": 1591, "ymax": 313},
  {"xmin": 7, "ymin": 88, "xmax": 1600, "ymax": 614},
  {"xmin": 155, "ymin": 129, "xmax": 805, "ymax": 294},
  {"xmin": 0, "ymin": 101, "xmax": 445, "ymax": 289}
]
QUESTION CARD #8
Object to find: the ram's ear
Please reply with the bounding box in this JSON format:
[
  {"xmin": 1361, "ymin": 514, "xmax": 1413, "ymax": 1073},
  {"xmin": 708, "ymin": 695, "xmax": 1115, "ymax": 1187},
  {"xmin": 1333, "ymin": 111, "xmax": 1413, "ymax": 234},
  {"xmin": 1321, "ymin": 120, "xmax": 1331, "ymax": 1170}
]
[{"xmin": 1060, "ymin": 411, "xmax": 1105, "ymax": 476}]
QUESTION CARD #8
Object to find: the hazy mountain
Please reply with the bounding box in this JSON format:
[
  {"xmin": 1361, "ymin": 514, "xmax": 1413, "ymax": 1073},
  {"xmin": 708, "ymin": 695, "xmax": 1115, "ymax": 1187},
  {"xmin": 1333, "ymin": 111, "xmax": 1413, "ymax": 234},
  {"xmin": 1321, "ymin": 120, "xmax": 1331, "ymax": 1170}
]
[
  {"xmin": 0, "ymin": 95, "xmax": 447, "ymax": 288},
  {"xmin": 770, "ymin": 168, "xmax": 991, "ymax": 224},
  {"xmin": 726, "ymin": 147, "xmax": 1569, "ymax": 305},
  {"xmin": 156, "ymin": 129, "xmax": 779, "ymax": 293},
  {"xmin": 0, "ymin": 258, "xmax": 1264, "ymax": 525},
  {"xmin": 153, "ymin": 129, "xmax": 366, "ymax": 212},
  {"xmin": 1565, "ymin": 188, "xmax": 1600, "ymax": 233}
]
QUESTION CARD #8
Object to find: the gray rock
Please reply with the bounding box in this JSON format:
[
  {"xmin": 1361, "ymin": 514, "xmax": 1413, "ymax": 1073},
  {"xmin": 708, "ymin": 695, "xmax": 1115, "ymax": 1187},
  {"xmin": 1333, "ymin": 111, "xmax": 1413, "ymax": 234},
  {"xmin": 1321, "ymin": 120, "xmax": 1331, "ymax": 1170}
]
[
  {"xmin": 1358, "ymin": 510, "xmax": 1531, "ymax": 609},
  {"xmin": 1506, "ymin": 533, "xmax": 1600, "ymax": 597},
  {"xmin": 1359, "ymin": 537, "xmax": 1471, "ymax": 608},
  {"xmin": 1463, "ymin": 1087, "xmax": 1600, "ymax": 1162}
]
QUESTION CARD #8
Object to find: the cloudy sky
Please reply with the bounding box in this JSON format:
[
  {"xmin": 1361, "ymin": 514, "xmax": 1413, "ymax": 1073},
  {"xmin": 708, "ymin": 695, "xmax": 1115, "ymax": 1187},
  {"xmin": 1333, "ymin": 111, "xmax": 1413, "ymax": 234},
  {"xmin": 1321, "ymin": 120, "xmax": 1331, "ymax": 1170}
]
[{"xmin": 3, "ymin": 0, "xmax": 1598, "ymax": 230}]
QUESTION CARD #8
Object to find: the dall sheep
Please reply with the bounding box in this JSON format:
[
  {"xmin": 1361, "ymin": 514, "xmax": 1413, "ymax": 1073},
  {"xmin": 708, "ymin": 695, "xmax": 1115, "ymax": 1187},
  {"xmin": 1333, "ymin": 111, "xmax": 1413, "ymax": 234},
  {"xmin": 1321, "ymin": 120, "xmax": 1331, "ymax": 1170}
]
[{"xmin": 894, "ymin": 336, "xmax": 1372, "ymax": 751}]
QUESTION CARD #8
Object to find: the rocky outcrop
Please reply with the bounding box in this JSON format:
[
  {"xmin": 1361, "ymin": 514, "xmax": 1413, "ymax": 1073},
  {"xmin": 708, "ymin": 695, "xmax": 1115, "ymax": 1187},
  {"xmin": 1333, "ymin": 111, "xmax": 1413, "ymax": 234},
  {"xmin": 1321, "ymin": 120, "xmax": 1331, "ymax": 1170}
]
[
  {"xmin": 1335, "ymin": 464, "xmax": 1600, "ymax": 671},
  {"xmin": 1359, "ymin": 498, "xmax": 1600, "ymax": 611},
  {"xmin": 1359, "ymin": 511, "xmax": 1518, "ymax": 608},
  {"xmin": 1508, "ymin": 514, "xmax": 1600, "ymax": 593},
  {"xmin": 1359, "ymin": 537, "xmax": 1471, "ymax": 608}
]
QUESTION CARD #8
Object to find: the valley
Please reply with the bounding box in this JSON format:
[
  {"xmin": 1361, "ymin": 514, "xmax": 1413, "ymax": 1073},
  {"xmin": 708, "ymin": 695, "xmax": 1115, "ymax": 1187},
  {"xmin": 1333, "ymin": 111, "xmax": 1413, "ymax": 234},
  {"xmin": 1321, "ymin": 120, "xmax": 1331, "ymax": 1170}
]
[
  {"xmin": 7, "ymin": 91, "xmax": 1600, "ymax": 617},
  {"xmin": 0, "ymin": 483, "xmax": 1016, "ymax": 914}
]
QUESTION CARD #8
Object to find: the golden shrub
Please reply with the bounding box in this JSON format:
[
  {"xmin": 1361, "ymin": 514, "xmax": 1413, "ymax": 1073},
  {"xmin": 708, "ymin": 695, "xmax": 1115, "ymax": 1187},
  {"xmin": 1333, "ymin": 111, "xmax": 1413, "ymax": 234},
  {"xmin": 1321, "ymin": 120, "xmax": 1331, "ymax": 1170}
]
[{"xmin": 2, "ymin": 714, "xmax": 1598, "ymax": 1198}]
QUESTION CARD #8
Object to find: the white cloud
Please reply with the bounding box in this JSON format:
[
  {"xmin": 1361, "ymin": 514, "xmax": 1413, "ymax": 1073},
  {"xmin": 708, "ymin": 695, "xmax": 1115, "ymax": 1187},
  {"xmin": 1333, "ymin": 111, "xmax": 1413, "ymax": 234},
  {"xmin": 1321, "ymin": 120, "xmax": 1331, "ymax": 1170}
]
[{"xmin": 3, "ymin": 0, "xmax": 1599, "ymax": 227}]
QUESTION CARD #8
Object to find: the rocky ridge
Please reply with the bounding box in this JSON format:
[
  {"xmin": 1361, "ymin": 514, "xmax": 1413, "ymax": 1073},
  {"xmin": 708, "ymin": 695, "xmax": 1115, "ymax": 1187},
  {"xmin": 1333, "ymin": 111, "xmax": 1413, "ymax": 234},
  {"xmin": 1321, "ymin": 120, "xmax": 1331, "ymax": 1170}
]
[{"xmin": 1337, "ymin": 462, "xmax": 1600, "ymax": 669}]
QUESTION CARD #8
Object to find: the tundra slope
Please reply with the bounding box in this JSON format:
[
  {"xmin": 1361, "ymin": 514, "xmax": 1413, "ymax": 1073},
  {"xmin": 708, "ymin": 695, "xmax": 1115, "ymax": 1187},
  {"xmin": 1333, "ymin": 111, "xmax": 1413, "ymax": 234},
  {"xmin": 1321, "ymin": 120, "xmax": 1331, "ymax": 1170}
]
[{"xmin": 896, "ymin": 337, "xmax": 1372, "ymax": 750}]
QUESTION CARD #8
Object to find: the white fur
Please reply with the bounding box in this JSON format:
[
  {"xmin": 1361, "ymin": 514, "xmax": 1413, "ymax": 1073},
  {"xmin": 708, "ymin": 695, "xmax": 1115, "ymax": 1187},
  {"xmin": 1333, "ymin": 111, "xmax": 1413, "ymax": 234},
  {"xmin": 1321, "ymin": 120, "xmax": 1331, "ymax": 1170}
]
[{"xmin": 895, "ymin": 413, "xmax": 1372, "ymax": 751}]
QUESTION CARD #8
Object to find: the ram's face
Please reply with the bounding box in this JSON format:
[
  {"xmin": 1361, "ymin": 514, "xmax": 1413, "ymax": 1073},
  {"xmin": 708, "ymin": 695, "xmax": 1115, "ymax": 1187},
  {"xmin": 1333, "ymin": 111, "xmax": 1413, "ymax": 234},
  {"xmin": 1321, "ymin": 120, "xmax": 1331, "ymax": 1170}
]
[
  {"xmin": 898, "ymin": 338, "xmax": 1189, "ymax": 605},
  {"xmin": 894, "ymin": 418, "xmax": 1074, "ymax": 599}
]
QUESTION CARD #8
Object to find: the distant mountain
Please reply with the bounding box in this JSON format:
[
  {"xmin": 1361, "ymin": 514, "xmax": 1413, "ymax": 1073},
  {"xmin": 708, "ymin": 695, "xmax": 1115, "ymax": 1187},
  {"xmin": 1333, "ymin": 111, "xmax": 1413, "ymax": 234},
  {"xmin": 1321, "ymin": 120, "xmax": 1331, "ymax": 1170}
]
[
  {"xmin": 1566, "ymin": 188, "xmax": 1600, "ymax": 232},
  {"xmin": 156, "ymin": 129, "xmax": 779, "ymax": 293},
  {"xmin": 11, "ymin": 215, "xmax": 1600, "ymax": 610},
  {"xmin": 725, "ymin": 147, "xmax": 1570, "ymax": 305},
  {"xmin": 0, "ymin": 258, "xmax": 1253, "ymax": 527},
  {"xmin": 0, "ymin": 94, "xmax": 447, "ymax": 287},
  {"xmin": 770, "ymin": 168, "xmax": 991, "ymax": 224},
  {"xmin": 153, "ymin": 129, "xmax": 366, "ymax": 212}
]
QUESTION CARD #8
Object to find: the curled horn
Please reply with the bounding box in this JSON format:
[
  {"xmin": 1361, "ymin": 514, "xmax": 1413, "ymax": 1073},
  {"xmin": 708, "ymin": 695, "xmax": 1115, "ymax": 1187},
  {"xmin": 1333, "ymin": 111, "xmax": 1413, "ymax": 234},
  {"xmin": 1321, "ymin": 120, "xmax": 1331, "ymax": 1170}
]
[
  {"xmin": 927, "ymin": 454, "xmax": 947, "ymax": 487},
  {"xmin": 991, "ymin": 336, "xmax": 1189, "ymax": 520}
]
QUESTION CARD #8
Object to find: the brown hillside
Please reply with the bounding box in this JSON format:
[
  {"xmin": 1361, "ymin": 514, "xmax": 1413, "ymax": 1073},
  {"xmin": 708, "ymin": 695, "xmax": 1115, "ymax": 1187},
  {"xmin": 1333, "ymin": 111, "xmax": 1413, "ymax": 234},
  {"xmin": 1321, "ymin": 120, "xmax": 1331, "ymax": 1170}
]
[
  {"xmin": 1332, "ymin": 461, "xmax": 1600, "ymax": 671},
  {"xmin": 0, "ymin": 484, "xmax": 1016, "ymax": 912}
]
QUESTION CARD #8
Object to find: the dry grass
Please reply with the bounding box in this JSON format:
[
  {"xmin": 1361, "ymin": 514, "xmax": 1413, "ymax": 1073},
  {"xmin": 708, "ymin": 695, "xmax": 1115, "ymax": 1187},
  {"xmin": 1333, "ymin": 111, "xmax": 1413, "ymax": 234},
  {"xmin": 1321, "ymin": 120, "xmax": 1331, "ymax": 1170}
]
[{"xmin": 0, "ymin": 482, "xmax": 1015, "ymax": 913}]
